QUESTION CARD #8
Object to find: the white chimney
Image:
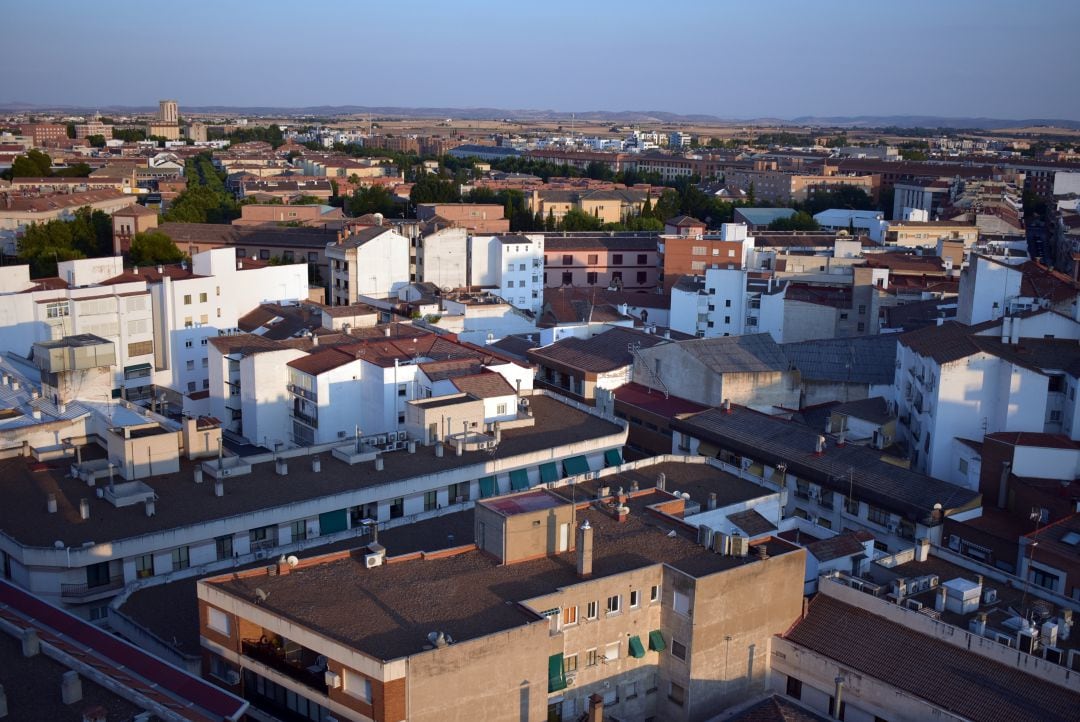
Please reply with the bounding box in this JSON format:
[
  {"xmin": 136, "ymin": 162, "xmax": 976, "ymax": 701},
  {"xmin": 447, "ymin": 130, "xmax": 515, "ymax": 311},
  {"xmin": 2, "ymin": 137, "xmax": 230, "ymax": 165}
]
[
  {"xmin": 214, "ymin": 479, "xmax": 224, "ymax": 497},
  {"xmin": 46, "ymin": 494, "xmax": 57, "ymax": 513},
  {"xmin": 374, "ymin": 456, "xmax": 384, "ymax": 471},
  {"xmin": 60, "ymin": 671, "xmax": 82, "ymax": 704},
  {"xmin": 815, "ymin": 435, "xmax": 826, "ymax": 454},
  {"xmin": 78, "ymin": 498, "xmax": 89, "ymax": 520},
  {"xmin": 312, "ymin": 457, "xmax": 321, "ymax": 473},
  {"xmin": 144, "ymin": 499, "xmax": 155, "ymax": 517},
  {"xmin": 914, "ymin": 538, "xmax": 930, "ymax": 562},
  {"xmin": 193, "ymin": 467, "xmax": 203, "ymax": 484},
  {"xmin": 1010, "ymin": 316, "xmax": 1021, "ymax": 345},
  {"xmin": 576, "ymin": 520, "xmax": 593, "ymax": 578}
]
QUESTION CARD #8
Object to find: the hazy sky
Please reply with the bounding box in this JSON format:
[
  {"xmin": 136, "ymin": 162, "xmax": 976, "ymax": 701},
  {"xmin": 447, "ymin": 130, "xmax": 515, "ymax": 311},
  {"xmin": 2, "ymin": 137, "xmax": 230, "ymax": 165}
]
[{"xmin": 6, "ymin": 0, "xmax": 1080, "ymax": 120}]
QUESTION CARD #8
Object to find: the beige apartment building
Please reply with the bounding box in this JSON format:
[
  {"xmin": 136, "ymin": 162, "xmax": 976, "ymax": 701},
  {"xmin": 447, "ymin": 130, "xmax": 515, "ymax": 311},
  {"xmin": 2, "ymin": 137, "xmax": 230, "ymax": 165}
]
[
  {"xmin": 197, "ymin": 462, "xmax": 805, "ymax": 722},
  {"xmin": 415, "ymin": 203, "xmax": 510, "ymax": 234},
  {"xmin": 725, "ymin": 161, "xmax": 878, "ymax": 204},
  {"xmin": 884, "ymin": 219, "xmax": 980, "ymax": 248}
]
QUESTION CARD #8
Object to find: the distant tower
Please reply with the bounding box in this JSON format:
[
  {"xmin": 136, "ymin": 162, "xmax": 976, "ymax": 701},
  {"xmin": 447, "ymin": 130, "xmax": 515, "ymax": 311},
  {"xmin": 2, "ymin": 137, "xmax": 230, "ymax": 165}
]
[{"xmin": 159, "ymin": 99, "xmax": 179, "ymax": 124}]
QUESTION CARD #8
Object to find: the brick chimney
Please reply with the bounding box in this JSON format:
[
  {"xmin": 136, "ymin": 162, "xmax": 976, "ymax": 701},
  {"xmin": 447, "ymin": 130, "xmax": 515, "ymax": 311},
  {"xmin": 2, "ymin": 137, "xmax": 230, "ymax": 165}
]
[{"xmin": 587, "ymin": 692, "xmax": 604, "ymax": 722}]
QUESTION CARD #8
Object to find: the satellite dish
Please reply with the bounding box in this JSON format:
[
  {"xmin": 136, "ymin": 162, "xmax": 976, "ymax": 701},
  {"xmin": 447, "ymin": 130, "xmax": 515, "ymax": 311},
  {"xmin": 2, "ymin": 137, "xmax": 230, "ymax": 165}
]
[
  {"xmin": 286, "ymin": 555, "xmax": 299, "ymax": 568},
  {"xmin": 255, "ymin": 588, "xmax": 270, "ymax": 603}
]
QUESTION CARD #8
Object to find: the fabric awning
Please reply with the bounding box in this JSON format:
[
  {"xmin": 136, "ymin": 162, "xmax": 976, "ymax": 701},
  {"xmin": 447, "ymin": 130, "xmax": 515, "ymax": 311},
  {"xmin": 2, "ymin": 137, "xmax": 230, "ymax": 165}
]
[
  {"xmin": 548, "ymin": 653, "xmax": 567, "ymax": 692},
  {"xmin": 539, "ymin": 462, "xmax": 559, "ymax": 484},
  {"xmin": 509, "ymin": 469, "xmax": 529, "ymax": 491},
  {"xmin": 696, "ymin": 441, "xmax": 720, "ymax": 458},
  {"xmin": 479, "ymin": 476, "xmax": 497, "ymax": 498},
  {"xmin": 628, "ymin": 635, "xmax": 646, "ymax": 659},
  {"xmin": 124, "ymin": 362, "xmax": 152, "ymax": 373},
  {"xmin": 562, "ymin": 455, "xmax": 590, "ymax": 477},
  {"xmin": 648, "ymin": 629, "xmax": 666, "ymax": 652},
  {"xmin": 318, "ymin": 509, "xmax": 348, "ymax": 535},
  {"xmin": 604, "ymin": 448, "xmax": 623, "ymax": 467}
]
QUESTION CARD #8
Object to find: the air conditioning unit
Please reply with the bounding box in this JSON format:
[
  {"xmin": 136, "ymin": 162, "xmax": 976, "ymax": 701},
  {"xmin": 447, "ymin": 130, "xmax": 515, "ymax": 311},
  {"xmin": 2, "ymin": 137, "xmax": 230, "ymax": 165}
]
[
  {"xmin": 1045, "ymin": 646, "xmax": 1065, "ymax": 665},
  {"xmin": 983, "ymin": 588, "xmax": 998, "ymax": 604},
  {"xmin": 337, "ymin": 430, "xmax": 347, "ymax": 439},
  {"xmin": 221, "ymin": 469, "xmax": 231, "ymax": 477},
  {"xmin": 225, "ymin": 670, "xmax": 240, "ymax": 685},
  {"xmin": 948, "ymin": 534, "xmax": 961, "ymax": 551},
  {"xmin": 364, "ymin": 552, "xmax": 384, "ymax": 569},
  {"xmin": 565, "ymin": 673, "xmax": 577, "ymax": 686},
  {"xmin": 376, "ymin": 435, "xmax": 387, "ymax": 445},
  {"xmin": 697, "ymin": 525, "xmax": 714, "ymax": 548},
  {"xmin": 906, "ymin": 600, "xmax": 923, "ymax": 612},
  {"xmin": 325, "ymin": 670, "xmax": 341, "ymax": 689}
]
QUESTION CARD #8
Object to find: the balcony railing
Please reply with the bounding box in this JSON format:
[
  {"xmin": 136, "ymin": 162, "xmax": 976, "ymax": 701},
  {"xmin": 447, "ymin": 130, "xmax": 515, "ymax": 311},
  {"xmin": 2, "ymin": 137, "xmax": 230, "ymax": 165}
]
[
  {"xmin": 241, "ymin": 640, "xmax": 328, "ymax": 694},
  {"xmin": 61, "ymin": 575, "xmax": 124, "ymax": 600},
  {"xmin": 292, "ymin": 409, "xmax": 318, "ymax": 428}
]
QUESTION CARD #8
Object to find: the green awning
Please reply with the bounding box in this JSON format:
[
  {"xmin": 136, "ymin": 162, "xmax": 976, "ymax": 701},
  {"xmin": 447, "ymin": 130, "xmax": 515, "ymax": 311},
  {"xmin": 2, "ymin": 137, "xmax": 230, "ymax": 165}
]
[
  {"xmin": 479, "ymin": 476, "xmax": 497, "ymax": 498},
  {"xmin": 562, "ymin": 455, "xmax": 590, "ymax": 476},
  {"xmin": 124, "ymin": 362, "xmax": 152, "ymax": 373},
  {"xmin": 629, "ymin": 635, "xmax": 646, "ymax": 659},
  {"xmin": 548, "ymin": 654, "xmax": 567, "ymax": 692},
  {"xmin": 509, "ymin": 469, "xmax": 529, "ymax": 491},
  {"xmin": 648, "ymin": 630, "xmax": 666, "ymax": 652},
  {"xmin": 318, "ymin": 509, "xmax": 348, "ymax": 535},
  {"xmin": 539, "ymin": 462, "xmax": 559, "ymax": 484},
  {"xmin": 604, "ymin": 448, "xmax": 623, "ymax": 467}
]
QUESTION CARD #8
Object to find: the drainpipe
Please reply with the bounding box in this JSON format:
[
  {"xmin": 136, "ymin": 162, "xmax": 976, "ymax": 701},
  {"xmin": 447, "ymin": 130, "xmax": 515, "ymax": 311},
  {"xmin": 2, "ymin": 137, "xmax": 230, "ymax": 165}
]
[{"xmin": 833, "ymin": 676, "xmax": 844, "ymax": 719}]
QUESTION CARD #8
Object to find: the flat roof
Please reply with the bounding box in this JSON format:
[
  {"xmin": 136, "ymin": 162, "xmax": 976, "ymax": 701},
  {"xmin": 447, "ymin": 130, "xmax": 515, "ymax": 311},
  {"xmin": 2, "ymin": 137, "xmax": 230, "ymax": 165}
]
[
  {"xmin": 0, "ymin": 394, "xmax": 621, "ymax": 548},
  {"xmin": 480, "ymin": 488, "xmax": 564, "ymax": 516},
  {"xmin": 786, "ymin": 593, "xmax": 1080, "ymax": 722},
  {"xmin": 207, "ymin": 490, "xmax": 799, "ymax": 661}
]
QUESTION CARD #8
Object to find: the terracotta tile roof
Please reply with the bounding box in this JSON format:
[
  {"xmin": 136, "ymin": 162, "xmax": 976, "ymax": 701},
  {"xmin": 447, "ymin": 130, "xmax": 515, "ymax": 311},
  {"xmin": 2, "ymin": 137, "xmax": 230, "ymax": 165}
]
[
  {"xmin": 784, "ymin": 283, "xmax": 851, "ymax": 309},
  {"xmin": 727, "ymin": 695, "xmax": 830, "ymax": 722},
  {"xmin": 900, "ymin": 318, "xmax": 1080, "ymax": 371},
  {"xmin": 528, "ymin": 326, "xmax": 668, "ymax": 372},
  {"xmin": 804, "ymin": 531, "xmax": 869, "ymax": 561},
  {"xmin": 451, "ymin": 371, "xmax": 516, "ymax": 398},
  {"xmin": 113, "ymin": 203, "xmax": 158, "ymax": 217},
  {"xmin": 286, "ymin": 347, "xmax": 357, "ymax": 375},
  {"xmin": 785, "ymin": 594, "xmax": 1080, "ymax": 722},
  {"xmin": 726, "ymin": 509, "xmax": 777, "ymax": 536},
  {"xmin": 983, "ymin": 432, "xmax": 1080, "ymax": 450}
]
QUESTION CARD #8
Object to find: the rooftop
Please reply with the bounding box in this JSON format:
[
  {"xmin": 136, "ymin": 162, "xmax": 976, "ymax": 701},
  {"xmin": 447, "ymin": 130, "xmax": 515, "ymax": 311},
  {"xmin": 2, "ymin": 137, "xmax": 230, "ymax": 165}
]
[
  {"xmin": 0, "ymin": 394, "xmax": 621, "ymax": 548},
  {"xmin": 207, "ymin": 489, "xmax": 798, "ymax": 660},
  {"xmin": 528, "ymin": 326, "xmax": 669, "ymax": 372},
  {"xmin": 782, "ymin": 334, "xmax": 897, "ymax": 386},
  {"xmin": 670, "ymin": 333, "xmax": 792, "ymax": 374},
  {"xmin": 785, "ymin": 593, "xmax": 1080, "ymax": 722},
  {"xmin": 673, "ymin": 405, "xmax": 980, "ymax": 519},
  {"xmin": 829, "ymin": 396, "xmax": 892, "ymax": 425}
]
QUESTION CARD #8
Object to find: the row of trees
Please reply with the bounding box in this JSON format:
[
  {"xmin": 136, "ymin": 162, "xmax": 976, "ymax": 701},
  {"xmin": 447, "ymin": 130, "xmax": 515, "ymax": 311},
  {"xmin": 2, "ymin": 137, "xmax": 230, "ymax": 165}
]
[
  {"xmin": 163, "ymin": 154, "xmax": 240, "ymax": 224},
  {"xmin": 0, "ymin": 149, "xmax": 91, "ymax": 180}
]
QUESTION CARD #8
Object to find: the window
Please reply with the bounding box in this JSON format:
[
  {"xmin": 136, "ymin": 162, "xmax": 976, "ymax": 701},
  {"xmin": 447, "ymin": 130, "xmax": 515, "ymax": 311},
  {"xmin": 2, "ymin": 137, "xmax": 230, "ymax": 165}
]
[
  {"xmin": 290, "ymin": 520, "xmax": 307, "ymax": 542},
  {"xmin": 586, "ymin": 648, "xmax": 598, "ymax": 666},
  {"xmin": 606, "ymin": 594, "xmax": 621, "ymax": 614},
  {"xmin": 562, "ymin": 272, "xmax": 573, "ymax": 285},
  {"xmin": 207, "ymin": 606, "xmax": 230, "ymax": 635},
  {"xmin": 868, "ymin": 505, "xmax": 890, "ymax": 526},
  {"xmin": 563, "ymin": 605, "xmax": 578, "ymax": 625},
  {"xmin": 185, "ymin": 339, "xmax": 193, "ymax": 348},
  {"xmin": 630, "ymin": 590, "xmax": 640, "ymax": 608},
  {"xmin": 507, "ymin": 263, "xmax": 515, "ymax": 272},
  {"xmin": 858, "ymin": 304, "xmax": 867, "ymax": 314},
  {"xmin": 636, "ymin": 271, "xmax": 647, "ymax": 284},
  {"xmin": 669, "ymin": 681, "xmax": 686, "ymax": 707},
  {"xmin": 86, "ymin": 561, "xmax": 111, "ymax": 589},
  {"xmin": 201, "ymin": 338, "xmax": 208, "ymax": 345},
  {"xmin": 1030, "ymin": 567, "xmax": 1060, "ymax": 591},
  {"xmin": 673, "ymin": 589, "xmax": 690, "ymax": 615},
  {"xmin": 200, "ymin": 314, "xmax": 208, "ymax": 324},
  {"xmin": 199, "ymin": 292, "xmax": 208, "ymax": 303},
  {"xmin": 259, "ymin": 249, "xmax": 270, "ymax": 260},
  {"xmin": 389, "ymin": 497, "xmax": 404, "ymax": 519},
  {"xmin": 186, "ymin": 360, "xmax": 195, "ymax": 371},
  {"xmin": 587, "ymin": 254, "xmax": 599, "ymax": 264},
  {"xmin": 308, "ymin": 252, "xmax": 319, "ymax": 263},
  {"xmin": 184, "ymin": 317, "xmax": 193, "ymax": 328},
  {"xmin": 587, "ymin": 272, "xmax": 598, "ymax": 285},
  {"xmin": 786, "ymin": 675, "xmax": 802, "ymax": 700},
  {"xmin": 202, "ymin": 358, "xmax": 208, "ymax": 368},
  {"xmin": 187, "ymin": 381, "xmax": 196, "ymax": 392},
  {"xmin": 184, "ymin": 294, "xmax": 192, "ymax": 305},
  {"xmin": 637, "ymin": 254, "xmax": 647, "ymax": 264},
  {"xmin": 671, "ymin": 639, "xmax": 687, "ymax": 660},
  {"xmin": 171, "ymin": 546, "xmax": 190, "ymax": 571},
  {"xmin": 563, "ymin": 654, "xmax": 578, "ymax": 674},
  {"xmin": 135, "ymin": 554, "xmax": 153, "ymax": 579},
  {"xmin": 398, "ymin": 384, "xmax": 407, "ymax": 397},
  {"xmin": 840, "ymin": 313, "xmax": 848, "ymax": 320},
  {"xmin": 604, "ymin": 642, "xmax": 619, "ymax": 661},
  {"xmin": 424, "ymin": 490, "xmax": 438, "ymax": 512},
  {"xmin": 691, "ymin": 246, "xmax": 706, "ymax": 256},
  {"xmin": 613, "ymin": 254, "xmax": 623, "ymax": 265},
  {"xmin": 46, "ymin": 301, "xmax": 69, "ymax": 318},
  {"xmin": 958, "ymin": 458, "xmax": 968, "ymax": 474},
  {"xmin": 89, "ymin": 605, "xmax": 109, "ymax": 622},
  {"xmin": 343, "ymin": 668, "xmax": 373, "ymax": 703},
  {"xmin": 128, "ymin": 340, "xmax": 153, "ymax": 356},
  {"xmin": 562, "ymin": 254, "xmax": 573, "ymax": 265},
  {"xmin": 725, "ymin": 299, "xmax": 731, "ymax": 307},
  {"xmin": 586, "ymin": 601, "xmax": 598, "ymax": 619},
  {"xmin": 215, "ymin": 535, "xmax": 233, "ymax": 560},
  {"xmin": 845, "ymin": 496, "xmax": 860, "ymax": 515},
  {"xmin": 650, "ymin": 584, "xmax": 660, "ymax": 602}
]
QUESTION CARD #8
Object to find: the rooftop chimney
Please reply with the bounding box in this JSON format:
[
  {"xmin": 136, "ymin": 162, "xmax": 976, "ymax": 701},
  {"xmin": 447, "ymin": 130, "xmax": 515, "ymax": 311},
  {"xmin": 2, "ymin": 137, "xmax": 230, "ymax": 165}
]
[
  {"xmin": 915, "ymin": 538, "xmax": 930, "ymax": 562},
  {"xmin": 61, "ymin": 671, "xmax": 82, "ymax": 705},
  {"xmin": 723, "ymin": 398, "xmax": 732, "ymax": 414},
  {"xmin": 935, "ymin": 585, "xmax": 947, "ymax": 613},
  {"xmin": 576, "ymin": 520, "xmax": 594, "ymax": 578},
  {"xmin": 46, "ymin": 493, "xmax": 57, "ymax": 514},
  {"xmin": 815, "ymin": 435, "xmax": 826, "ymax": 456},
  {"xmin": 214, "ymin": 479, "xmax": 224, "ymax": 497},
  {"xmin": 707, "ymin": 492, "xmax": 718, "ymax": 510},
  {"xmin": 587, "ymin": 693, "xmax": 603, "ymax": 722},
  {"xmin": 78, "ymin": 498, "xmax": 89, "ymax": 520},
  {"xmin": 21, "ymin": 629, "xmax": 40, "ymax": 657}
]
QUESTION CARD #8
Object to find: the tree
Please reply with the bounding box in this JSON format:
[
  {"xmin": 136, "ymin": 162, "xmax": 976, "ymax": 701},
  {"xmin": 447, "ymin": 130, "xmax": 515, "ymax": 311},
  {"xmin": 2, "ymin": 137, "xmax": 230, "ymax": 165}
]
[
  {"xmin": 560, "ymin": 208, "xmax": 603, "ymax": 232},
  {"xmin": 66, "ymin": 123, "xmax": 77, "ymax": 139},
  {"xmin": 410, "ymin": 174, "xmax": 461, "ymax": 204},
  {"xmin": 52, "ymin": 163, "xmax": 92, "ymax": 178},
  {"xmin": 113, "ymin": 128, "xmax": 147, "ymax": 143},
  {"xmin": 346, "ymin": 185, "xmax": 399, "ymax": 217},
  {"xmin": 794, "ymin": 186, "xmax": 875, "ymax": 216},
  {"xmin": 11, "ymin": 149, "xmax": 52, "ymax": 178},
  {"xmin": 129, "ymin": 231, "xmax": 185, "ymax": 266},
  {"xmin": 86, "ymin": 134, "xmax": 107, "ymax": 148},
  {"xmin": 768, "ymin": 212, "xmax": 820, "ymax": 231}
]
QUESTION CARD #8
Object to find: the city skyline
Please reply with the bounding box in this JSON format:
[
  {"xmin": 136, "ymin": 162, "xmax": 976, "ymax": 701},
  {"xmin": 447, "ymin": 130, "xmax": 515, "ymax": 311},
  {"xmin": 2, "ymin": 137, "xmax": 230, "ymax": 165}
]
[{"xmin": 7, "ymin": 0, "xmax": 1080, "ymax": 120}]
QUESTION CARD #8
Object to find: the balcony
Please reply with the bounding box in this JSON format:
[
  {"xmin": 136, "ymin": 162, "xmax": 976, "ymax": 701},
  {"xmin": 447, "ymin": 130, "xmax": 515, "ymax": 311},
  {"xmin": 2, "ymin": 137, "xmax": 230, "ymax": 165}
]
[
  {"xmin": 241, "ymin": 639, "xmax": 328, "ymax": 694},
  {"xmin": 287, "ymin": 384, "xmax": 317, "ymax": 402},
  {"xmin": 292, "ymin": 409, "xmax": 318, "ymax": 428},
  {"xmin": 61, "ymin": 575, "xmax": 124, "ymax": 600}
]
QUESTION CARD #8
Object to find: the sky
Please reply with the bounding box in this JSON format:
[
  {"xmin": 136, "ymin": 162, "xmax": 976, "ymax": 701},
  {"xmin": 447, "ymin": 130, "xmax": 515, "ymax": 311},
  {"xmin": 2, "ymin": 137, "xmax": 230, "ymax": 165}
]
[{"xmin": 5, "ymin": 0, "xmax": 1080, "ymax": 120}]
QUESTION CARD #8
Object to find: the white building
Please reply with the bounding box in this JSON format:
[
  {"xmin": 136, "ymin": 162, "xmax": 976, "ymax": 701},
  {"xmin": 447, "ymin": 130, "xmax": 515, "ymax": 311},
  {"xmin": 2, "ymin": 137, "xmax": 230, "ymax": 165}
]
[
  {"xmin": 416, "ymin": 226, "xmax": 468, "ymax": 289},
  {"xmin": 894, "ymin": 311, "xmax": 1080, "ymax": 479},
  {"xmin": 813, "ymin": 209, "xmax": 888, "ymax": 242},
  {"xmin": 956, "ymin": 254, "xmax": 1078, "ymax": 326},
  {"xmin": 147, "ymin": 248, "xmax": 310, "ymax": 395},
  {"xmin": 326, "ymin": 226, "xmax": 411, "ymax": 306},
  {"xmin": 469, "ymin": 234, "xmax": 545, "ymax": 315}
]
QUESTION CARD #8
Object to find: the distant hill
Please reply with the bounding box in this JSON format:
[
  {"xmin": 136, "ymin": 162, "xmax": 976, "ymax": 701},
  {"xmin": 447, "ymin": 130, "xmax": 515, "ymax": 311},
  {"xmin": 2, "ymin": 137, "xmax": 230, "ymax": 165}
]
[{"xmin": 2, "ymin": 102, "xmax": 1078, "ymax": 130}]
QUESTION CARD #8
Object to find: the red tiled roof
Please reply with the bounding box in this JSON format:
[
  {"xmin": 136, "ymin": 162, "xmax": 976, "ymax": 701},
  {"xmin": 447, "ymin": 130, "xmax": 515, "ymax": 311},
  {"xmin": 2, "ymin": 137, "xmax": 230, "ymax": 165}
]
[
  {"xmin": 613, "ymin": 382, "xmax": 708, "ymax": 417},
  {"xmin": 286, "ymin": 347, "xmax": 357, "ymax": 375},
  {"xmin": 451, "ymin": 372, "xmax": 516, "ymax": 398}
]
